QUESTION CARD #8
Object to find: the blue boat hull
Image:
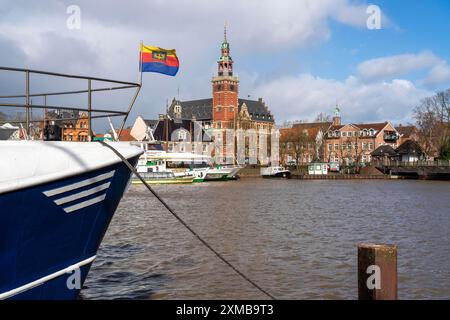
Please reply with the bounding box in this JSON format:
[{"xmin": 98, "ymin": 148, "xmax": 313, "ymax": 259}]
[{"xmin": 0, "ymin": 155, "xmax": 139, "ymax": 300}]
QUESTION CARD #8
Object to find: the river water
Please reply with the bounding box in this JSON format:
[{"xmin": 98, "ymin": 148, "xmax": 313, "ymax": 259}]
[{"xmin": 80, "ymin": 179, "xmax": 450, "ymax": 300}]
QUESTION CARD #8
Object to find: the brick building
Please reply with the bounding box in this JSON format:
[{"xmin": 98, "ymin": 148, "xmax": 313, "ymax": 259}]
[
  {"xmin": 61, "ymin": 112, "xmax": 89, "ymax": 142},
  {"xmin": 280, "ymin": 121, "xmax": 331, "ymax": 165},
  {"xmin": 280, "ymin": 107, "xmax": 403, "ymax": 167},
  {"xmin": 324, "ymin": 108, "xmax": 400, "ymax": 165},
  {"xmin": 47, "ymin": 110, "xmax": 89, "ymax": 141},
  {"xmin": 395, "ymin": 124, "xmax": 419, "ymax": 145}
]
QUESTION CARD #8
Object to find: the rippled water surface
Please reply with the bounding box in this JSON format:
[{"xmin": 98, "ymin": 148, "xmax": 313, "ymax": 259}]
[{"xmin": 80, "ymin": 179, "xmax": 450, "ymax": 299}]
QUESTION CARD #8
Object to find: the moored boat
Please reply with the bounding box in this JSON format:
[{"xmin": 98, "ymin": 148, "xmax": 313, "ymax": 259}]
[
  {"xmin": 0, "ymin": 66, "xmax": 144, "ymax": 300},
  {"xmin": 186, "ymin": 167, "xmax": 210, "ymax": 182},
  {"xmin": 204, "ymin": 165, "xmax": 242, "ymax": 181},
  {"xmin": 260, "ymin": 166, "xmax": 291, "ymax": 178},
  {"xmin": 132, "ymin": 171, "xmax": 195, "ymax": 184},
  {"xmin": 204, "ymin": 166, "xmax": 230, "ymax": 181},
  {"xmin": 223, "ymin": 165, "xmax": 243, "ymax": 180},
  {"xmin": 0, "ymin": 141, "xmax": 142, "ymax": 299}
]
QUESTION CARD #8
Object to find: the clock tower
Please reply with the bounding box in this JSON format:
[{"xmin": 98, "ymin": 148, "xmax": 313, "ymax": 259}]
[{"xmin": 212, "ymin": 25, "xmax": 239, "ymax": 129}]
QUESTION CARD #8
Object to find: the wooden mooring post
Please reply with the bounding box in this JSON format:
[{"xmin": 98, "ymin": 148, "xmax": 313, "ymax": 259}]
[{"xmin": 358, "ymin": 243, "xmax": 397, "ymax": 300}]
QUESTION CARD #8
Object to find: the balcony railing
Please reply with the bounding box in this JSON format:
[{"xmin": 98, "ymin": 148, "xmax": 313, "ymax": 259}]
[{"xmin": 383, "ymin": 133, "xmax": 399, "ymax": 141}]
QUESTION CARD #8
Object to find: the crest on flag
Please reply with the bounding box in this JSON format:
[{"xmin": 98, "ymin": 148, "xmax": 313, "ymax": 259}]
[{"xmin": 152, "ymin": 51, "xmax": 167, "ymax": 62}]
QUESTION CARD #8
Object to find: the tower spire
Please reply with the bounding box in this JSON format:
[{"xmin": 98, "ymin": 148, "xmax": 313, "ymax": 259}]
[{"xmin": 224, "ymin": 22, "xmax": 227, "ymax": 43}]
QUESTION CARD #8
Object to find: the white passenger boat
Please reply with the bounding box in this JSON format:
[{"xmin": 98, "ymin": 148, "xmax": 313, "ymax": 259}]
[
  {"xmin": 134, "ymin": 151, "xmax": 210, "ymax": 183},
  {"xmin": 260, "ymin": 166, "xmax": 291, "ymax": 178}
]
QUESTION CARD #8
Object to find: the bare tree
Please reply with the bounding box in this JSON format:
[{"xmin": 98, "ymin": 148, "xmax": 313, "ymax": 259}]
[
  {"xmin": 314, "ymin": 112, "xmax": 332, "ymax": 123},
  {"xmin": 280, "ymin": 129, "xmax": 310, "ymax": 169},
  {"xmin": 414, "ymin": 89, "xmax": 450, "ymax": 159}
]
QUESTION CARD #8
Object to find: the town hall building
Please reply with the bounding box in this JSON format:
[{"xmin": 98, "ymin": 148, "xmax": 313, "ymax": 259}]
[{"xmin": 136, "ymin": 27, "xmax": 275, "ymax": 164}]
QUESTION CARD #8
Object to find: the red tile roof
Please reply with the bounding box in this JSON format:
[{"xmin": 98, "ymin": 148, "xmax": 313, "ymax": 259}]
[
  {"xmin": 280, "ymin": 122, "xmax": 330, "ymax": 140},
  {"xmin": 395, "ymin": 125, "xmax": 417, "ymax": 137},
  {"xmin": 354, "ymin": 122, "xmax": 388, "ymax": 131},
  {"xmin": 117, "ymin": 128, "xmax": 135, "ymax": 141}
]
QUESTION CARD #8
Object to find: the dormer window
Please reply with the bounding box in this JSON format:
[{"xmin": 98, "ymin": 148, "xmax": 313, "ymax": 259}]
[
  {"xmin": 369, "ymin": 129, "xmax": 375, "ymax": 136},
  {"xmin": 174, "ymin": 104, "xmax": 182, "ymax": 114}
]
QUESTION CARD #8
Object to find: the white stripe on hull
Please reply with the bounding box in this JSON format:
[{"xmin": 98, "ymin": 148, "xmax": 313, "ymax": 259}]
[
  {"xmin": 43, "ymin": 171, "xmax": 115, "ymax": 197},
  {"xmin": 0, "ymin": 255, "xmax": 96, "ymax": 300},
  {"xmin": 63, "ymin": 194, "xmax": 107, "ymax": 213},
  {"xmin": 54, "ymin": 182, "xmax": 110, "ymax": 205}
]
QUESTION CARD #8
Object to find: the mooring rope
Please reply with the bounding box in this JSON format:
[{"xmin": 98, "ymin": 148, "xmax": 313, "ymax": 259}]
[{"xmin": 99, "ymin": 141, "xmax": 276, "ymax": 300}]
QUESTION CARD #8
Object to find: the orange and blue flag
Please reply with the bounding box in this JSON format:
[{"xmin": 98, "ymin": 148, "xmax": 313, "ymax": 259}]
[{"xmin": 140, "ymin": 44, "xmax": 179, "ymax": 76}]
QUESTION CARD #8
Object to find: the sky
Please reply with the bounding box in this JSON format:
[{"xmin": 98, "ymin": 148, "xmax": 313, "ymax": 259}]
[{"xmin": 0, "ymin": 0, "xmax": 449, "ymax": 132}]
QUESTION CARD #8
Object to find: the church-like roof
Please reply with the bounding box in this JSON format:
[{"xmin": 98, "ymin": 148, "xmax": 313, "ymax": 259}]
[
  {"xmin": 396, "ymin": 140, "xmax": 425, "ymax": 155},
  {"xmin": 167, "ymin": 98, "xmax": 274, "ymax": 123},
  {"xmin": 168, "ymin": 98, "xmax": 213, "ymax": 120}
]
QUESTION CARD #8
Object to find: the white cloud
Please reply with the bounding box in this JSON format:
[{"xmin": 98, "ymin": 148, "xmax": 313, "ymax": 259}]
[
  {"xmin": 0, "ymin": 0, "xmax": 372, "ymax": 53},
  {"xmin": 422, "ymin": 62, "xmax": 450, "ymax": 86},
  {"xmin": 357, "ymin": 51, "xmax": 440, "ymax": 80},
  {"xmin": 253, "ymin": 73, "xmax": 432, "ymax": 124},
  {"xmin": 357, "ymin": 51, "xmax": 450, "ymax": 86}
]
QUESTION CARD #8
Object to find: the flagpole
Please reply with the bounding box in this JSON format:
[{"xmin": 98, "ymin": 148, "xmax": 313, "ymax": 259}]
[
  {"xmin": 139, "ymin": 40, "xmax": 143, "ymax": 85},
  {"xmin": 117, "ymin": 41, "xmax": 143, "ymax": 141}
]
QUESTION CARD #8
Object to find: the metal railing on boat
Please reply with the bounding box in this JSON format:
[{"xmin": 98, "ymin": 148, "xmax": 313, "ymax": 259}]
[{"xmin": 0, "ymin": 66, "xmax": 141, "ymax": 140}]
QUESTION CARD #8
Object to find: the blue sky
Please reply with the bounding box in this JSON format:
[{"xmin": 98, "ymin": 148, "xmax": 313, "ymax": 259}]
[
  {"xmin": 237, "ymin": 0, "xmax": 450, "ymax": 88},
  {"xmin": 0, "ymin": 0, "xmax": 449, "ymax": 130},
  {"xmin": 318, "ymin": 0, "xmax": 450, "ymax": 82}
]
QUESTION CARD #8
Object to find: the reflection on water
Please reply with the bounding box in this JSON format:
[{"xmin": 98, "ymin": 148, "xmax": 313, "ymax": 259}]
[{"xmin": 81, "ymin": 179, "xmax": 450, "ymax": 299}]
